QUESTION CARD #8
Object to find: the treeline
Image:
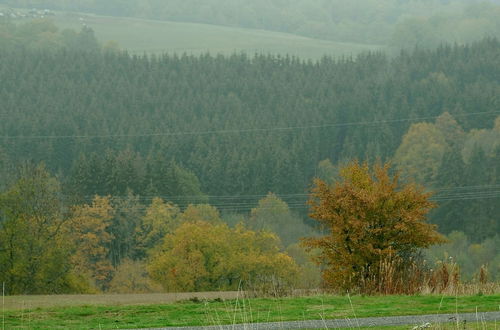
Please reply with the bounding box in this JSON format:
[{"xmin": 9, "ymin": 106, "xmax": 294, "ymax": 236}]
[
  {"xmin": 1, "ymin": 163, "xmax": 496, "ymax": 296},
  {"xmin": 1, "ymin": 38, "xmax": 500, "ymax": 240},
  {"xmin": 0, "ymin": 164, "xmax": 315, "ymax": 295},
  {"xmin": 68, "ymin": 150, "xmax": 207, "ymax": 205},
  {"xmin": 2, "ymin": 0, "xmax": 500, "ymax": 47},
  {"xmin": 426, "ymin": 231, "xmax": 499, "ymax": 281},
  {"xmin": 0, "ymin": 18, "xmax": 106, "ymax": 51},
  {"xmin": 395, "ymin": 114, "xmax": 500, "ymax": 241},
  {"xmin": 393, "ymin": 2, "xmax": 500, "ymax": 49}
]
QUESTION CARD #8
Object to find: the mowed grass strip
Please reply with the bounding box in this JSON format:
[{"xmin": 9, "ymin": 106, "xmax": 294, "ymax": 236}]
[{"xmin": 3, "ymin": 294, "xmax": 499, "ymax": 329}]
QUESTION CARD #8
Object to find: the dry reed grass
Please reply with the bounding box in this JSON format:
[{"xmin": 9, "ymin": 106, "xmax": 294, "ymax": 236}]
[{"xmin": 334, "ymin": 256, "xmax": 500, "ymax": 296}]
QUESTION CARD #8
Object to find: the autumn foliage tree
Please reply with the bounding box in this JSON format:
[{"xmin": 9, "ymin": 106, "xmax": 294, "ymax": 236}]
[
  {"xmin": 0, "ymin": 164, "xmax": 87, "ymax": 294},
  {"xmin": 303, "ymin": 161, "xmax": 446, "ymax": 294},
  {"xmin": 68, "ymin": 196, "xmax": 115, "ymax": 291},
  {"xmin": 134, "ymin": 197, "xmax": 181, "ymax": 259},
  {"xmin": 148, "ymin": 220, "xmax": 299, "ymax": 293}
]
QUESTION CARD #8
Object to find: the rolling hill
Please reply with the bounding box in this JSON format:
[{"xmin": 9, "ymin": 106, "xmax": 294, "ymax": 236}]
[{"xmin": 50, "ymin": 11, "xmax": 384, "ymax": 59}]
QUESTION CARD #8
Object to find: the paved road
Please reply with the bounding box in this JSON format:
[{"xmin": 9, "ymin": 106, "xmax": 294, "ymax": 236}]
[{"xmin": 134, "ymin": 311, "xmax": 500, "ymax": 329}]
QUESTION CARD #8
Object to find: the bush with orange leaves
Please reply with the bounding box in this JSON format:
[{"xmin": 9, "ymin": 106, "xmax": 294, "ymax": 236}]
[{"xmin": 303, "ymin": 161, "xmax": 446, "ymax": 294}]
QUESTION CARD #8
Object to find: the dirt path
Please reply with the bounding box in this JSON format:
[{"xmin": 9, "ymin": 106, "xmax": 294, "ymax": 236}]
[
  {"xmin": 135, "ymin": 311, "xmax": 500, "ymax": 329},
  {"xmin": 3, "ymin": 292, "xmax": 240, "ymax": 310}
]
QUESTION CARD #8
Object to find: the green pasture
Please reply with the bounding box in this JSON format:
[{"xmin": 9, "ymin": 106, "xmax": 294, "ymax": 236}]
[
  {"xmin": 3, "ymin": 294, "xmax": 499, "ymax": 329},
  {"xmin": 44, "ymin": 11, "xmax": 383, "ymax": 59}
]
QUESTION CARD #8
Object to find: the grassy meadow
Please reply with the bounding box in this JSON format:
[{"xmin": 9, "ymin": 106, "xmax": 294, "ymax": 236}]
[
  {"xmin": 3, "ymin": 294, "xmax": 499, "ymax": 329},
  {"xmin": 20, "ymin": 10, "xmax": 384, "ymax": 59}
]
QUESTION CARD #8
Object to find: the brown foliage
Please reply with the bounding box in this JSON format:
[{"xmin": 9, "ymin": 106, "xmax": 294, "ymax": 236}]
[
  {"xmin": 68, "ymin": 196, "xmax": 115, "ymax": 291},
  {"xmin": 303, "ymin": 161, "xmax": 446, "ymax": 293}
]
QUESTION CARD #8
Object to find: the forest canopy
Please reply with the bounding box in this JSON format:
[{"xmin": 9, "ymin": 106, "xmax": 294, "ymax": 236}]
[
  {"xmin": 1, "ymin": 34, "xmax": 500, "ymax": 293},
  {"xmin": 1, "ymin": 38, "xmax": 499, "ymax": 241}
]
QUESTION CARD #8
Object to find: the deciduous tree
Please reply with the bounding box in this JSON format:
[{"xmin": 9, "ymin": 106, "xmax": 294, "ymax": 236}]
[
  {"xmin": 249, "ymin": 193, "xmax": 313, "ymax": 247},
  {"xmin": 69, "ymin": 196, "xmax": 115, "ymax": 291},
  {"xmin": 303, "ymin": 161, "xmax": 445, "ymax": 293},
  {"xmin": 148, "ymin": 220, "xmax": 298, "ymax": 292},
  {"xmin": 135, "ymin": 197, "xmax": 181, "ymax": 258},
  {"xmin": 0, "ymin": 164, "xmax": 86, "ymax": 294}
]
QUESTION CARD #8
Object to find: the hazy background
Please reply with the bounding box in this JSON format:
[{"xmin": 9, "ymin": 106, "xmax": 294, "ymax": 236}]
[{"xmin": 1, "ymin": 0, "xmax": 500, "ymax": 57}]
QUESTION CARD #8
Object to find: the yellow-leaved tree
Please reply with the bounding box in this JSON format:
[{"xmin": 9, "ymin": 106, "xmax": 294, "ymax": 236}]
[
  {"xmin": 69, "ymin": 195, "xmax": 115, "ymax": 292},
  {"xmin": 303, "ymin": 161, "xmax": 446, "ymax": 294},
  {"xmin": 148, "ymin": 220, "xmax": 299, "ymax": 294},
  {"xmin": 394, "ymin": 112, "xmax": 464, "ymax": 185},
  {"xmin": 179, "ymin": 204, "xmax": 221, "ymax": 224},
  {"xmin": 135, "ymin": 197, "xmax": 181, "ymax": 258}
]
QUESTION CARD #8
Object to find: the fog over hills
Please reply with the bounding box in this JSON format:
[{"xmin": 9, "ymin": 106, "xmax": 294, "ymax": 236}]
[{"xmin": 2, "ymin": 0, "xmax": 500, "ymax": 48}]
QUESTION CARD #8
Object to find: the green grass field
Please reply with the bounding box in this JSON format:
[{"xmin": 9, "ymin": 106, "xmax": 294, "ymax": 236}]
[
  {"xmin": 41, "ymin": 11, "xmax": 384, "ymax": 59},
  {"xmin": 3, "ymin": 294, "xmax": 499, "ymax": 329}
]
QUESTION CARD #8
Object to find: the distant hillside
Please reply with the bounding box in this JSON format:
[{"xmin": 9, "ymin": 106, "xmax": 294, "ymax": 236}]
[
  {"xmin": 49, "ymin": 12, "xmax": 382, "ymax": 59},
  {"xmin": 2, "ymin": 0, "xmax": 500, "ymax": 47}
]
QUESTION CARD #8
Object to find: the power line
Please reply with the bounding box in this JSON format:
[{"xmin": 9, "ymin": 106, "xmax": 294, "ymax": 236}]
[
  {"xmin": 1, "ymin": 110, "xmax": 499, "ymax": 140},
  {"xmin": 78, "ymin": 184, "xmax": 500, "ymax": 201},
  {"xmin": 69, "ymin": 184, "xmax": 500, "ymax": 212},
  {"xmin": 76, "ymin": 193, "xmax": 500, "ymax": 213},
  {"xmin": 432, "ymin": 191, "xmax": 500, "ymax": 202},
  {"xmin": 434, "ymin": 183, "xmax": 500, "ymax": 192},
  {"xmin": 3, "ymin": 108, "xmax": 499, "ymax": 211}
]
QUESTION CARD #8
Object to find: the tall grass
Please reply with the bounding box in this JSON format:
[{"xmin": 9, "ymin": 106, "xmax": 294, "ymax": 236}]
[
  {"xmin": 235, "ymin": 257, "xmax": 499, "ymax": 298},
  {"xmin": 353, "ymin": 256, "xmax": 499, "ymax": 296},
  {"xmin": 2, "ymin": 282, "xmax": 4, "ymax": 330}
]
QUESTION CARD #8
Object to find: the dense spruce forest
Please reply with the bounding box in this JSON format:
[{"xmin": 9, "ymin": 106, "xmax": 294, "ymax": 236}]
[
  {"xmin": 1, "ymin": 38, "xmax": 499, "ymax": 237},
  {"xmin": 1, "ymin": 31, "xmax": 500, "ymax": 293}
]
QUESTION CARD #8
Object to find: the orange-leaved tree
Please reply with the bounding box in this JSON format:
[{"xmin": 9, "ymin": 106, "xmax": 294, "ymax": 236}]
[
  {"xmin": 303, "ymin": 161, "xmax": 446, "ymax": 294},
  {"xmin": 69, "ymin": 195, "xmax": 115, "ymax": 292}
]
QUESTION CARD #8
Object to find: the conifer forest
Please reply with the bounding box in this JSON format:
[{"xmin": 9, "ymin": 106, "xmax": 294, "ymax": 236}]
[{"xmin": 0, "ymin": 1, "xmax": 499, "ymax": 296}]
